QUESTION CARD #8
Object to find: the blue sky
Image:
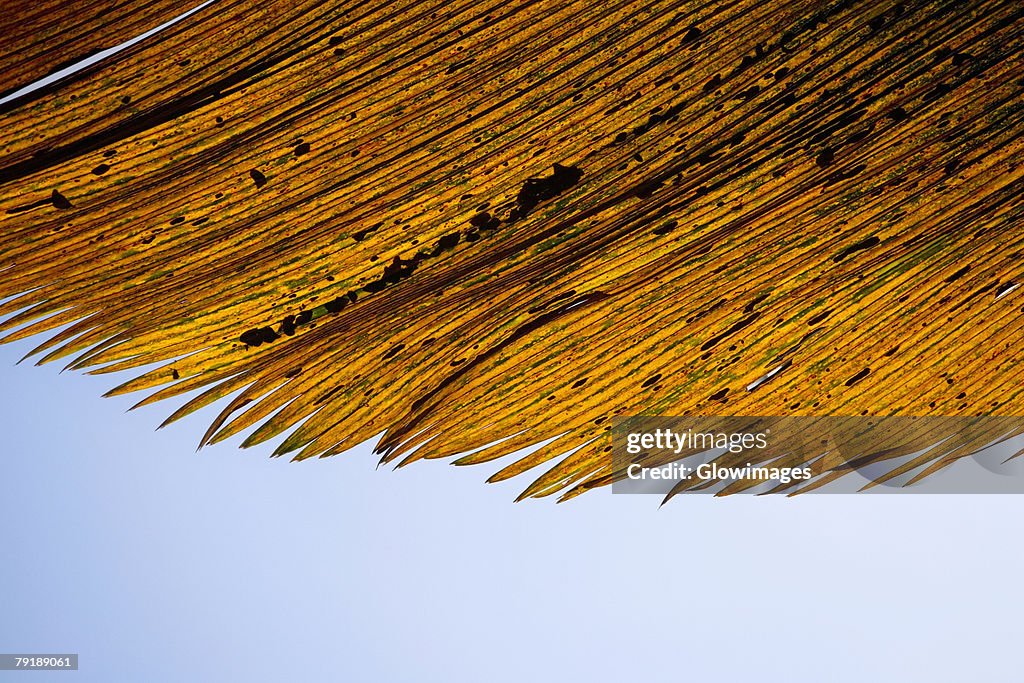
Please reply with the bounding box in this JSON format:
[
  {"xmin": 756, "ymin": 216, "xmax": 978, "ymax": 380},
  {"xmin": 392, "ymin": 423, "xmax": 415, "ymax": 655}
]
[{"xmin": 2, "ymin": 332, "xmax": 1023, "ymax": 682}]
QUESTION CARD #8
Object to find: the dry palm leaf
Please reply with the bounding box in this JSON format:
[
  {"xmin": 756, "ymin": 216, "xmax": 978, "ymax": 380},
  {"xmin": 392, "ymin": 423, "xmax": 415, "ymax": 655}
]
[{"xmin": 2, "ymin": 0, "xmax": 1024, "ymax": 500}]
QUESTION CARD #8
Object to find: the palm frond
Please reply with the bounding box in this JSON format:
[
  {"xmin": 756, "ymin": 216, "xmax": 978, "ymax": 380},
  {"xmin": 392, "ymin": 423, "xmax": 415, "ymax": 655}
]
[{"xmin": 2, "ymin": 0, "xmax": 1024, "ymax": 499}]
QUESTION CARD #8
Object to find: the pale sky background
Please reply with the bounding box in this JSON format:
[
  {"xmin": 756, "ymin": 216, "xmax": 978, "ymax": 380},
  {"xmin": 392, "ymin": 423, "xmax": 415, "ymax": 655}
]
[
  {"xmin": 2, "ymin": 324, "xmax": 1024, "ymax": 683},
  {"xmin": 2, "ymin": 6, "xmax": 1023, "ymax": 681}
]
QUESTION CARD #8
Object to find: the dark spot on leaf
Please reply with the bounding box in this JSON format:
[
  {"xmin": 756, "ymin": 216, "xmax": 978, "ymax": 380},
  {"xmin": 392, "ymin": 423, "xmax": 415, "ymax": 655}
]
[
  {"xmin": 633, "ymin": 177, "xmax": 664, "ymax": 198},
  {"xmin": 709, "ymin": 388, "xmax": 729, "ymax": 402},
  {"xmin": 681, "ymin": 25, "xmax": 702, "ymax": 44},
  {"xmin": 363, "ymin": 254, "xmax": 420, "ymax": 292},
  {"xmin": 945, "ymin": 265, "xmax": 970, "ymax": 282},
  {"xmin": 50, "ymin": 189, "xmax": 72, "ymax": 209},
  {"xmin": 382, "ymin": 343, "xmax": 405, "ymax": 360},
  {"xmin": 951, "ymin": 52, "xmax": 973, "ymax": 67},
  {"xmin": 641, "ymin": 373, "xmax": 662, "ymax": 388},
  {"xmin": 324, "ymin": 296, "xmax": 347, "ymax": 313},
  {"xmin": 887, "ymin": 107, "xmax": 909, "ymax": 122},
  {"xmin": 743, "ymin": 293, "xmax": 769, "ymax": 313},
  {"xmin": 509, "ymin": 163, "xmax": 583, "ymax": 220},
  {"xmin": 445, "ymin": 58, "xmax": 476, "ymax": 75},
  {"xmin": 807, "ymin": 309, "xmax": 833, "ymax": 325},
  {"xmin": 652, "ymin": 220, "xmax": 677, "ymax": 236},
  {"xmin": 845, "ymin": 368, "xmax": 871, "ymax": 386},
  {"xmin": 470, "ymin": 211, "xmax": 500, "ymax": 230},
  {"xmin": 351, "ymin": 222, "xmax": 383, "ymax": 241},
  {"xmin": 833, "ymin": 235, "xmax": 880, "ymax": 262},
  {"xmin": 701, "ymin": 313, "xmax": 759, "ymax": 351},
  {"xmin": 239, "ymin": 327, "xmax": 279, "ymax": 347},
  {"xmin": 429, "ymin": 231, "xmax": 460, "ymax": 257}
]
